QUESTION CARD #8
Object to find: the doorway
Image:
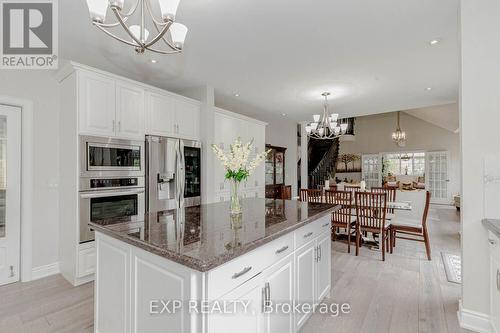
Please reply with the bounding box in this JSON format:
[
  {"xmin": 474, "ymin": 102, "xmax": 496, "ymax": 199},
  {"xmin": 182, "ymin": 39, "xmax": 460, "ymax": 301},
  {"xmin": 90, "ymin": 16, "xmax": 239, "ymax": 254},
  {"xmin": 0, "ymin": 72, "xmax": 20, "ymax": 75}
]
[{"xmin": 0, "ymin": 105, "xmax": 21, "ymax": 285}]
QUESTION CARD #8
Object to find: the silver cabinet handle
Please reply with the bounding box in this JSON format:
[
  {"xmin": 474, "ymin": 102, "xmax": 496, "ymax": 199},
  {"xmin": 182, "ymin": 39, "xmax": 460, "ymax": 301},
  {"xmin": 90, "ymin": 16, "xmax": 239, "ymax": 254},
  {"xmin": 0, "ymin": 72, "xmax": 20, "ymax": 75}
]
[
  {"xmin": 276, "ymin": 245, "xmax": 289, "ymax": 254},
  {"xmin": 304, "ymin": 232, "xmax": 313, "ymax": 238},
  {"xmin": 497, "ymin": 269, "xmax": 500, "ymax": 291},
  {"xmin": 319, "ymin": 245, "xmax": 322, "ymax": 261},
  {"xmin": 322, "ymin": 222, "xmax": 330, "ymax": 228},
  {"xmin": 314, "ymin": 246, "xmax": 318, "ymax": 262},
  {"xmin": 489, "ymin": 238, "xmax": 497, "ymax": 245},
  {"xmin": 112, "ymin": 120, "xmax": 116, "ymax": 132},
  {"xmin": 265, "ymin": 282, "xmax": 270, "ymax": 306},
  {"xmin": 261, "ymin": 286, "xmax": 266, "ymax": 312},
  {"xmin": 232, "ymin": 266, "xmax": 252, "ymax": 279}
]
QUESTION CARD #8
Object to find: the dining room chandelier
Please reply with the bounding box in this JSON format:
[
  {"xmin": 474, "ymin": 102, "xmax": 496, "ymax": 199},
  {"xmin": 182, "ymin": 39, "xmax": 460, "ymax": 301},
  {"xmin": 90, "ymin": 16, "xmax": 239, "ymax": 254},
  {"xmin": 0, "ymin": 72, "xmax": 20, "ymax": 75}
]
[
  {"xmin": 392, "ymin": 111, "xmax": 407, "ymax": 147},
  {"xmin": 85, "ymin": 0, "xmax": 188, "ymax": 54},
  {"xmin": 305, "ymin": 92, "xmax": 348, "ymax": 140}
]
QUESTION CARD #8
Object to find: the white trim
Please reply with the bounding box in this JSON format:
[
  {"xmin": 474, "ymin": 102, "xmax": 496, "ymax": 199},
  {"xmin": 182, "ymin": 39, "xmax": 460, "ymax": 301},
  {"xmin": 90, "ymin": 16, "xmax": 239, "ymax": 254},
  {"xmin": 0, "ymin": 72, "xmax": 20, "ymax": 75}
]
[
  {"xmin": 214, "ymin": 106, "xmax": 268, "ymax": 126},
  {"xmin": 458, "ymin": 300, "xmax": 492, "ymax": 333},
  {"xmin": 31, "ymin": 262, "xmax": 60, "ymax": 281},
  {"xmin": 0, "ymin": 96, "xmax": 34, "ymax": 282}
]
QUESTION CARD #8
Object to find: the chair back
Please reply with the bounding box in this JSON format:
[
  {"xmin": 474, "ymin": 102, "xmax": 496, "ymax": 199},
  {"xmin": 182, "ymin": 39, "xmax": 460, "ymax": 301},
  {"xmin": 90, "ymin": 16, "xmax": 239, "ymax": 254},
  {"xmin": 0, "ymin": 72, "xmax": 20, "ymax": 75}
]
[
  {"xmin": 355, "ymin": 192, "xmax": 387, "ymax": 231},
  {"xmin": 281, "ymin": 185, "xmax": 292, "ymax": 200},
  {"xmin": 299, "ymin": 189, "xmax": 322, "ymax": 203},
  {"xmin": 371, "ymin": 186, "xmax": 397, "ymax": 213},
  {"xmin": 328, "ymin": 190, "xmax": 352, "ymax": 226},
  {"xmin": 345, "ymin": 185, "xmax": 361, "ymax": 195},
  {"xmin": 421, "ymin": 191, "xmax": 431, "ymax": 228},
  {"xmin": 329, "ymin": 184, "xmax": 338, "ymax": 192}
]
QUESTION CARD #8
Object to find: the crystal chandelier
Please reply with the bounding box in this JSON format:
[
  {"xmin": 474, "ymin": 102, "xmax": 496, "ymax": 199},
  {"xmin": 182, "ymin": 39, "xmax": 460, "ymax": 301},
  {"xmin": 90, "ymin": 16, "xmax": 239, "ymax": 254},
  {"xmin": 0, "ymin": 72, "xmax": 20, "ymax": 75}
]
[
  {"xmin": 85, "ymin": 0, "xmax": 188, "ymax": 54},
  {"xmin": 305, "ymin": 92, "xmax": 348, "ymax": 140},
  {"xmin": 392, "ymin": 111, "xmax": 406, "ymax": 147}
]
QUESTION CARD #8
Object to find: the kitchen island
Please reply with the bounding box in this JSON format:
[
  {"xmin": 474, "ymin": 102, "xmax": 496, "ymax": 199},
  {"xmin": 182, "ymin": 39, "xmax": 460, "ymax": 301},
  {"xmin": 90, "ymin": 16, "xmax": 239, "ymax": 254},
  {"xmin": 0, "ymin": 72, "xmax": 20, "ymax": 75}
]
[{"xmin": 90, "ymin": 198, "xmax": 338, "ymax": 333}]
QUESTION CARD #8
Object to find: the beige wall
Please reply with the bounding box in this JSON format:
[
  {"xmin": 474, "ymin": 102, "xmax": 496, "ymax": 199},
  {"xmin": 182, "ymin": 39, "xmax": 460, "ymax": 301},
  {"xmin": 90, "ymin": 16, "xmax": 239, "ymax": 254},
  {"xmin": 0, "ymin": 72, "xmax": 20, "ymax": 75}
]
[
  {"xmin": 0, "ymin": 70, "xmax": 60, "ymax": 271},
  {"xmin": 339, "ymin": 111, "xmax": 460, "ymax": 199}
]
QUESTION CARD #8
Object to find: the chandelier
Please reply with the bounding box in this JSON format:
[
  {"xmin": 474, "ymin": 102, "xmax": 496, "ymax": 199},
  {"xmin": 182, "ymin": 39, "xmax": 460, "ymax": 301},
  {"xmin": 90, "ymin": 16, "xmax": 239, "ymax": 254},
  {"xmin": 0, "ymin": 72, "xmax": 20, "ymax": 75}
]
[
  {"xmin": 305, "ymin": 92, "xmax": 348, "ymax": 140},
  {"xmin": 392, "ymin": 111, "xmax": 406, "ymax": 147},
  {"xmin": 85, "ymin": 0, "xmax": 188, "ymax": 54}
]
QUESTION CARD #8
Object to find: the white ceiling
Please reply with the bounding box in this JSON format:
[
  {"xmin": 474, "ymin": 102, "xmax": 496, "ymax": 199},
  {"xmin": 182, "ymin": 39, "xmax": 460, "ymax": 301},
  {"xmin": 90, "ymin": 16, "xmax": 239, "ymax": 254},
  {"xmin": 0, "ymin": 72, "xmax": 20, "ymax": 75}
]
[
  {"xmin": 60, "ymin": 0, "xmax": 459, "ymax": 122},
  {"xmin": 404, "ymin": 103, "xmax": 459, "ymax": 133}
]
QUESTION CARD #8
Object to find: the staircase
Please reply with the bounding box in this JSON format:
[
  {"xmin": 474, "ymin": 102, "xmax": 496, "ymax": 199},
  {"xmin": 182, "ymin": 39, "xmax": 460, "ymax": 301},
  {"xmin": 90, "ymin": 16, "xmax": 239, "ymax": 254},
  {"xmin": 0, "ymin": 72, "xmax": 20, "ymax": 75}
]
[{"xmin": 308, "ymin": 138, "xmax": 340, "ymax": 189}]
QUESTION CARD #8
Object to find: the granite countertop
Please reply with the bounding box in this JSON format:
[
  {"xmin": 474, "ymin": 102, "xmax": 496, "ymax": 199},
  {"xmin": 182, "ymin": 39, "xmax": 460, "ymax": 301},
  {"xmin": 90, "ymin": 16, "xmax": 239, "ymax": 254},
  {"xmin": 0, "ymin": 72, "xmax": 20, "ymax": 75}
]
[
  {"xmin": 89, "ymin": 198, "xmax": 339, "ymax": 272},
  {"xmin": 482, "ymin": 218, "xmax": 500, "ymax": 238}
]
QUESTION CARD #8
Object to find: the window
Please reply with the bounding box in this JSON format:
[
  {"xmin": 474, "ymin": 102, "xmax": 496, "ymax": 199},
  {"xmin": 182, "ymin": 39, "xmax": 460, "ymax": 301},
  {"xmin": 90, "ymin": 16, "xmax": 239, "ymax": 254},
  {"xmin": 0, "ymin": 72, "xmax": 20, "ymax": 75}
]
[{"xmin": 382, "ymin": 152, "xmax": 425, "ymax": 176}]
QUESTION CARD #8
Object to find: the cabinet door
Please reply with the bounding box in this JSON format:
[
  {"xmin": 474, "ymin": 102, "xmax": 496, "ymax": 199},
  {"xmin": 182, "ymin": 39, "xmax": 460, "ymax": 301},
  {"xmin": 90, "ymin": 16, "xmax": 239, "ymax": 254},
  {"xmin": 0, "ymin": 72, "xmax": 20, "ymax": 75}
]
[
  {"xmin": 146, "ymin": 91, "xmax": 176, "ymax": 136},
  {"xmin": 175, "ymin": 100, "xmax": 200, "ymax": 140},
  {"xmin": 263, "ymin": 255, "xmax": 294, "ymax": 333},
  {"xmin": 208, "ymin": 274, "xmax": 264, "ymax": 333},
  {"xmin": 116, "ymin": 81, "xmax": 145, "ymax": 139},
  {"xmin": 295, "ymin": 240, "xmax": 316, "ymax": 330},
  {"xmin": 316, "ymin": 233, "xmax": 331, "ymax": 302},
  {"xmin": 78, "ymin": 71, "xmax": 116, "ymax": 137},
  {"xmin": 491, "ymin": 256, "xmax": 500, "ymax": 332}
]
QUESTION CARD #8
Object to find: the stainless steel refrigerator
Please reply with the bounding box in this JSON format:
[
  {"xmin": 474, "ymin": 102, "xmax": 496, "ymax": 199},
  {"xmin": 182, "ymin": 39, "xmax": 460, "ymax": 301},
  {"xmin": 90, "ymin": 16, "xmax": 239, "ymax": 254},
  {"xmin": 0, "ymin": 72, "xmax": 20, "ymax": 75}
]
[{"xmin": 146, "ymin": 136, "xmax": 201, "ymax": 212}]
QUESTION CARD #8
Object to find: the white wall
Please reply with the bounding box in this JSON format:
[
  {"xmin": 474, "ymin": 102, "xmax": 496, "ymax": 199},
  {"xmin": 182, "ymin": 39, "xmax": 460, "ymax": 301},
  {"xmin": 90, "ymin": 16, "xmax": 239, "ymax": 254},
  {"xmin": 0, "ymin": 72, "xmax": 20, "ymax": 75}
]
[
  {"xmin": 339, "ymin": 111, "xmax": 460, "ymax": 199},
  {"xmin": 459, "ymin": 0, "xmax": 500, "ymax": 327},
  {"xmin": 0, "ymin": 71, "xmax": 60, "ymax": 271}
]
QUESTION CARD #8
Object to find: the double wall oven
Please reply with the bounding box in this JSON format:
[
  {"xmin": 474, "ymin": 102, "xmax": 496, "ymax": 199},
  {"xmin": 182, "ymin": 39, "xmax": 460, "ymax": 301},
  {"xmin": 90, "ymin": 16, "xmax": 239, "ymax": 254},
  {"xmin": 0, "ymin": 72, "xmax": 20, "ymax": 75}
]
[{"xmin": 79, "ymin": 136, "xmax": 145, "ymax": 243}]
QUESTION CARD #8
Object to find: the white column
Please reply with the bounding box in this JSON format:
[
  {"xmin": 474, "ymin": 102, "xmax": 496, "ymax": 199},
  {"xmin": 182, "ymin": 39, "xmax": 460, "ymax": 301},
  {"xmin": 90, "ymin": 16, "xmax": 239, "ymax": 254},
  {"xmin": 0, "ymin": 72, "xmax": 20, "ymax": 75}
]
[{"xmin": 460, "ymin": 0, "xmax": 500, "ymax": 329}]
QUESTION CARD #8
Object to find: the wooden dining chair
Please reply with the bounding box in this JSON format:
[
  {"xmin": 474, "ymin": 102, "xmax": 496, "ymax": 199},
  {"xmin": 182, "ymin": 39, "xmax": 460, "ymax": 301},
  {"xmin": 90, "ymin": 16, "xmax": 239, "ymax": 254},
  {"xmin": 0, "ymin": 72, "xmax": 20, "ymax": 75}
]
[
  {"xmin": 345, "ymin": 185, "xmax": 361, "ymax": 194},
  {"xmin": 280, "ymin": 185, "xmax": 292, "ymax": 200},
  {"xmin": 299, "ymin": 189, "xmax": 322, "ymax": 203},
  {"xmin": 329, "ymin": 184, "xmax": 338, "ymax": 192},
  {"xmin": 325, "ymin": 190, "xmax": 353, "ymax": 253},
  {"xmin": 391, "ymin": 191, "xmax": 432, "ymax": 260},
  {"xmin": 354, "ymin": 192, "xmax": 391, "ymax": 261},
  {"xmin": 371, "ymin": 187, "xmax": 397, "ymax": 214}
]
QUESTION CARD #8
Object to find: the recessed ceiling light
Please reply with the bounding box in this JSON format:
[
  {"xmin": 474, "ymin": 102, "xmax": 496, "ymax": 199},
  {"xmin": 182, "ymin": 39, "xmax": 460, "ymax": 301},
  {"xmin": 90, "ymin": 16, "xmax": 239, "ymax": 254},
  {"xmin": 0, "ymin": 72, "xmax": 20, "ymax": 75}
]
[
  {"xmin": 150, "ymin": 59, "xmax": 158, "ymax": 64},
  {"xmin": 429, "ymin": 39, "xmax": 440, "ymax": 45},
  {"xmin": 234, "ymin": 93, "xmax": 240, "ymax": 97},
  {"xmin": 282, "ymin": 113, "xmax": 286, "ymax": 116},
  {"xmin": 425, "ymin": 87, "xmax": 432, "ymax": 91}
]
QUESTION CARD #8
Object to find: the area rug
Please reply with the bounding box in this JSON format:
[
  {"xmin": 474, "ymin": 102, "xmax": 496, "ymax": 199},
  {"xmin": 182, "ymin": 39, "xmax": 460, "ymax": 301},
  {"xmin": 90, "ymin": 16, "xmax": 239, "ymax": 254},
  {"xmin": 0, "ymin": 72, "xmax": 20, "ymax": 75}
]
[{"xmin": 441, "ymin": 252, "xmax": 461, "ymax": 284}]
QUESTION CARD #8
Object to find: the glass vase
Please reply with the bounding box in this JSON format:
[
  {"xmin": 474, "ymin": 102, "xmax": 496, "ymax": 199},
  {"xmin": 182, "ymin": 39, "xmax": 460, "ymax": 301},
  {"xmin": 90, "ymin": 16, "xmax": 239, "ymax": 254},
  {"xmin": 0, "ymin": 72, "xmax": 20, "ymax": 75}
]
[{"xmin": 229, "ymin": 179, "xmax": 242, "ymax": 216}]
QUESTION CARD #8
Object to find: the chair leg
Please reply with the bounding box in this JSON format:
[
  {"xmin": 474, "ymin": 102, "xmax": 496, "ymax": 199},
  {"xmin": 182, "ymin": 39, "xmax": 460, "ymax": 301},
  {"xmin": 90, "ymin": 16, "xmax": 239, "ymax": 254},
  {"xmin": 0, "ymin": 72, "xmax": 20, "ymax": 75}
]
[
  {"xmin": 423, "ymin": 227, "xmax": 431, "ymax": 260},
  {"xmin": 386, "ymin": 231, "xmax": 390, "ymax": 252},
  {"xmin": 347, "ymin": 226, "xmax": 351, "ymax": 254},
  {"xmin": 355, "ymin": 229, "xmax": 360, "ymax": 256},
  {"xmin": 331, "ymin": 226, "xmax": 336, "ymax": 241},
  {"xmin": 381, "ymin": 232, "xmax": 386, "ymax": 261},
  {"xmin": 389, "ymin": 229, "xmax": 393, "ymax": 254}
]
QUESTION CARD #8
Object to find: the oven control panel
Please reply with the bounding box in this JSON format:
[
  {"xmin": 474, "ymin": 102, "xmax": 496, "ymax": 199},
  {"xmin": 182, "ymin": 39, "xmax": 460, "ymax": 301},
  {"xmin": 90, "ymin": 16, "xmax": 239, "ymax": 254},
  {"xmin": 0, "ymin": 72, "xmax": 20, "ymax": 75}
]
[{"xmin": 90, "ymin": 178, "xmax": 139, "ymax": 189}]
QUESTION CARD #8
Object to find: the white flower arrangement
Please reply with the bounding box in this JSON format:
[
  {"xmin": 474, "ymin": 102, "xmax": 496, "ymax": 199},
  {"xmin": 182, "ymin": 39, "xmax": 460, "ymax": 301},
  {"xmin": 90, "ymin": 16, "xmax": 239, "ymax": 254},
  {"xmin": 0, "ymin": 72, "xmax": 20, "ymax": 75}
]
[{"xmin": 211, "ymin": 137, "xmax": 270, "ymax": 182}]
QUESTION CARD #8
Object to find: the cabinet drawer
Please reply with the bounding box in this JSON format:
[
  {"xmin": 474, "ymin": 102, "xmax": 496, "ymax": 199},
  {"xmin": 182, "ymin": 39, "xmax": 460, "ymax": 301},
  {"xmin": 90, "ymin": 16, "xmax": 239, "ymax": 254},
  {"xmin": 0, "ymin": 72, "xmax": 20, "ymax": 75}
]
[
  {"xmin": 77, "ymin": 243, "xmax": 96, "ymax": 277},
  {"xmin": 489, "ymin": 231, "xmax": 500, "ymax": 262},
  {"xmin": 207, "ymin": 232, "xmax": 294, "ymax": 300},
  {"xmin": 295, "ymin": 215, "xmax": 331, "ymax": 249}
]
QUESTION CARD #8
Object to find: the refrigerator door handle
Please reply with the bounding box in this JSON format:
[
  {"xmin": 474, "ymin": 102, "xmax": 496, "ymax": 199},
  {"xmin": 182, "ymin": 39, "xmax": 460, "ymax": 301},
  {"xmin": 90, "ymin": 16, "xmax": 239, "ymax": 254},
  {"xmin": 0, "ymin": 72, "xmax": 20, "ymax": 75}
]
[{"xmin": 178, "ymin": 140, "xmax": 185, "ymax": 208}]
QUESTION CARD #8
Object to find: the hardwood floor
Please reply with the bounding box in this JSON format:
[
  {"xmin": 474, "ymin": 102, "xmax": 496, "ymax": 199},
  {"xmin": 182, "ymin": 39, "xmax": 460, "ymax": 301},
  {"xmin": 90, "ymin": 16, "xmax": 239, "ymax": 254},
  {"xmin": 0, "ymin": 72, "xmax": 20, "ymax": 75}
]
[
  {"xmin": 0, "ymin": 205, "xmax": 469, "ymax": 333},
  {"xmin": 302, "ymin": 205, "xmax": 470, "ymax": 333}
]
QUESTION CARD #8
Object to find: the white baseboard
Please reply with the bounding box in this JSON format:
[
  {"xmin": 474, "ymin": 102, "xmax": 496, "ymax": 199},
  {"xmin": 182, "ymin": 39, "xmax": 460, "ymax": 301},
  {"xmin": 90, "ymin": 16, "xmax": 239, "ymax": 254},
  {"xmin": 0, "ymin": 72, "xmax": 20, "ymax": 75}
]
[
  {"xmin": 458, "ymin": 300, "xmax": 492, "ymax": 333},
  {"xmin": 31, "ymin": 262, "xmax": 60, "ymax": 281}
]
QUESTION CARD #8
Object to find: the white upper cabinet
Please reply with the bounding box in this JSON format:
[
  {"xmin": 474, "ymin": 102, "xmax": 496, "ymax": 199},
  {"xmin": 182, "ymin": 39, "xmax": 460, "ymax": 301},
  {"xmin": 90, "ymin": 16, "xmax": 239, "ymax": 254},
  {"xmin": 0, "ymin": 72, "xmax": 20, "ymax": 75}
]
[
  {"xmin": 78, "ymin": 71, "xmax": 116, "ymax": 137},
  {"xmin": 146, "ymin": 90, "xmax": 200, "ymax": 140},
  {"xmin": 116, "ymin": 80, "xmax": 145, "ymax": 140},
  {"xmin": 146, "ymin": 91, "xmax": 176, "ymax": 137},
  {"xmin": 78, "ymin": 71, "xmax": 145, "ymax": 140}
]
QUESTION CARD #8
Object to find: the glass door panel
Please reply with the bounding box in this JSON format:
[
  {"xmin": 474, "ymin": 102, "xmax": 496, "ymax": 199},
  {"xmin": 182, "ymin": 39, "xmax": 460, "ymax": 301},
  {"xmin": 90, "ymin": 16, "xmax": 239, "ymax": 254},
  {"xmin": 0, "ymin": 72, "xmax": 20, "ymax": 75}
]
[{"xmin": 184, "ymin": 146, "xmax": 201, "ymax": 198}]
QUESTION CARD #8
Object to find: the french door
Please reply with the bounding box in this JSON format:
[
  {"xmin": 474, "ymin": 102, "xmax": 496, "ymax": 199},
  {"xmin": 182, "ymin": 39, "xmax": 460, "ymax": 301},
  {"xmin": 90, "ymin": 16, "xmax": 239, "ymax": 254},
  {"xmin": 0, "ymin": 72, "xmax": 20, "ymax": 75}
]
[
  {"xmin": 0, "ymin": 105, "xmax": 21, "ymax": 285},
  {"xmin": 426, "ymin": 151, "xmax": 450, "ymax": 204},
  {"xmin": 362, "ymin": 154, "xmax": 381, "ymax": 189}
]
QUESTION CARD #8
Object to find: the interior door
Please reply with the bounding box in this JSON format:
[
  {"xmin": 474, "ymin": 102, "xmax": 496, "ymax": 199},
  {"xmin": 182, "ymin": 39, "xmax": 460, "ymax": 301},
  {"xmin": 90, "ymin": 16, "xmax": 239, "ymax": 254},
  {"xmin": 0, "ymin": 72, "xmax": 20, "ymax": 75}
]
[
  {"xmin": 426, "ymin": 151, "xmax": 450, "ymax": 204},
  {"xmin": 362, "ymin": 154, "xmax": 381, "ymax": 189},
  {"xmin": 0, "ymin": 105, "xmax": 21, "ymax": 286}
]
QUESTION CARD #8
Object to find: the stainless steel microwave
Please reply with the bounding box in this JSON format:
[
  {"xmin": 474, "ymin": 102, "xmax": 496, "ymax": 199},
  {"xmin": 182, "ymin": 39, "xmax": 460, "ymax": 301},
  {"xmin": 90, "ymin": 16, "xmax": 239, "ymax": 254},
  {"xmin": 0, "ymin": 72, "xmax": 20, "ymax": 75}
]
[{"xmin": 80, "ymin": 136, "xmax": 145, "ymax": 178}]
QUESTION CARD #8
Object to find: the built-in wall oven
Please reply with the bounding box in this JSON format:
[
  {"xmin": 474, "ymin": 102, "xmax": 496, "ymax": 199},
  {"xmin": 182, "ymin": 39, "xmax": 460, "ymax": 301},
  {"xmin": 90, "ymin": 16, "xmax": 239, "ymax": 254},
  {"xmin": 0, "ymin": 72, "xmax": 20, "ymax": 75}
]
[{"xmin": 79, "ymin": 136, "xmax": 145, "ymax": 243}]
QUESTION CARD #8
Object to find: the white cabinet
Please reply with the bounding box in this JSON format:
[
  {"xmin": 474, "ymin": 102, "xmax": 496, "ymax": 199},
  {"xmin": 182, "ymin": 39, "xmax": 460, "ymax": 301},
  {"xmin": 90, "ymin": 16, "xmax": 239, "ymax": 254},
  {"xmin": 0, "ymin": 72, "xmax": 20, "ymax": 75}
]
[
  {"xmin": 490, "ymin": 231, "xmax": 500, "ymax": 332},
  {"xmin": 78, "ymin": 72, "xmax": 145, "ymax": 140},
  {"xmin": 263, "ymin": 254, "xmax": 294, "ymax": 333},
  {"xmin": 295, "ymin": 240, "xmax": 316, "ymax": 329},
  {"xmin": 316, "ymin": 232, "xmax": 332, "ymax": 301},
  {"xmin": 78, "ymin": 71, "xmax": 116, "ymax": 137},
  {"xmin": 116, "ymin": 81, "xmax": 145, "ymax": 139},
  {"xmin": 77, "ymin": 242, "xmax": 95, "ymax": 278},
  {"xmin": 146, "ymin": 91, "xmax": 200, "ymax": 140}
]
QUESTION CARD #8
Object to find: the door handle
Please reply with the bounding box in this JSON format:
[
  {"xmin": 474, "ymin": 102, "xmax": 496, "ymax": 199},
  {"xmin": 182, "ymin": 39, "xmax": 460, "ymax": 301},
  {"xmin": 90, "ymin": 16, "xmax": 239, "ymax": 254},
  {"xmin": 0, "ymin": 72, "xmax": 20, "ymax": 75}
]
[{"xmin": 232, "ymin": 266, "xmax": 252, "ymax": 279}]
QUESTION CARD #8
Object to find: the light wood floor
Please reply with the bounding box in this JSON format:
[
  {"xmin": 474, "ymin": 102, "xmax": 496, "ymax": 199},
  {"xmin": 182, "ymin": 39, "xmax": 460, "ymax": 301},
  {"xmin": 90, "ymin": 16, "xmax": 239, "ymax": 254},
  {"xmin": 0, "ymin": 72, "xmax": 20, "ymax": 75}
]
[{"xmin": 0, "ymin": 205, "xmax": 469, "ymax": 333}]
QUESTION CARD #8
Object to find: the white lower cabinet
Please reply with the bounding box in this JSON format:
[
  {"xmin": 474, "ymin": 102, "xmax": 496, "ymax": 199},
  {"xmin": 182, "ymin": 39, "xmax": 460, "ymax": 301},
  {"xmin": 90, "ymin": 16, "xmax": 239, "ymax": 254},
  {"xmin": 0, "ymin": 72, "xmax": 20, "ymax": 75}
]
[
  {"xmin": 316, "ymin": 233, "xmax": 332, "ymax": 302},
  {"xmin": 77, "ymin": 242, "xmax": 95, "ymax": 278},
  {"xmin": 490, "ymin": 231, "xmax": 500, "ymax": 332},
  {"xmin": 295, "ymin": 240, "xmax": 316, "ymax": 329}
]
